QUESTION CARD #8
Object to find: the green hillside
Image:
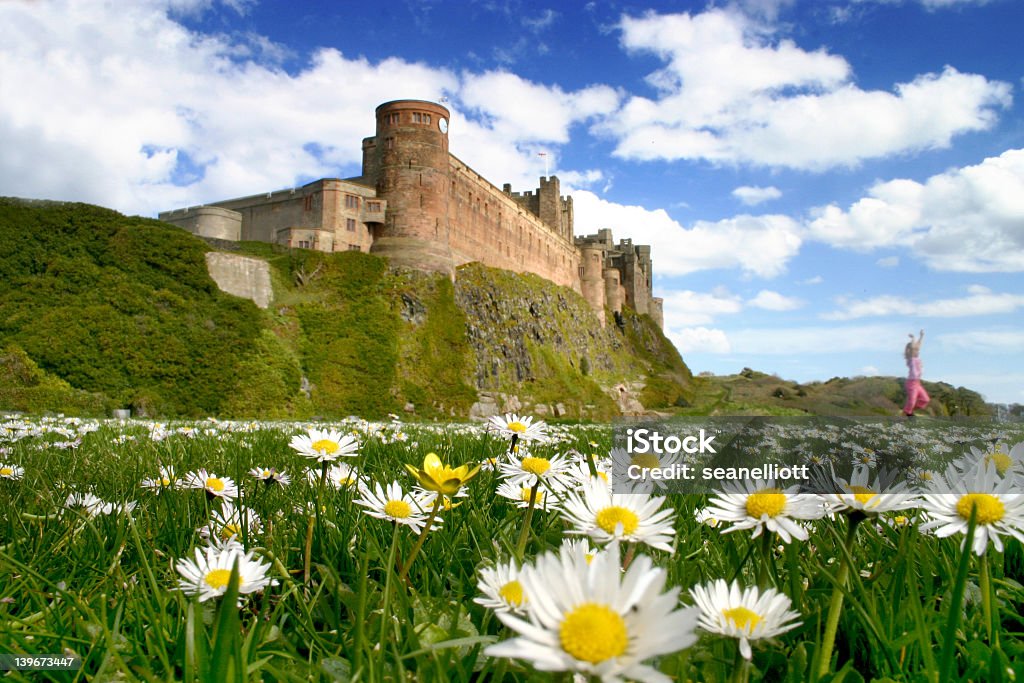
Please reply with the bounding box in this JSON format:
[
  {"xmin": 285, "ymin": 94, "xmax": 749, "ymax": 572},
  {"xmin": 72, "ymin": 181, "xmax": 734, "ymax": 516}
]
[{"xmin": 0, "ymin": 198, "xmax": 691, "ymax": 420}]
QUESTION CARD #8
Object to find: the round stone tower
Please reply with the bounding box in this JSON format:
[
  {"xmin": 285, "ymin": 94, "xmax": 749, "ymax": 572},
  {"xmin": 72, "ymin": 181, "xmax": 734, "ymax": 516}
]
[
  {"xmin": 579, "ymin": 244, "xmax": 607, "ymax": 326},
  {"xmin": 368, "ymin": 100, "xmax": 454, "ymax": 276}
]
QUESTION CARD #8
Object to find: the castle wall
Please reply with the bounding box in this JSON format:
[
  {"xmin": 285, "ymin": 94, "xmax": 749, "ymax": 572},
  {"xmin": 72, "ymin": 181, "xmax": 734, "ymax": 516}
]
[
  {"xmin": 204, "ymin": 252, "xmax": 273, "ymax": 309},
  {"xmin": 579, "ymin": 244, "xmax": 606, "ymax": 325},
  {"xmin": 158, "ymin": 206, "xmax": 241, "ymax": 241},
  {"xmin": 447, "ymin": 159, "xmax": 580, "ymax": 291}
]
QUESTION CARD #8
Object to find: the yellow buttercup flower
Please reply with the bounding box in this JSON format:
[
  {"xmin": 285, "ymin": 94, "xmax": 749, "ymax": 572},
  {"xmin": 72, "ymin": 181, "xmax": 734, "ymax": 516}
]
[{"xmin": 404, "ymin": 452, "xmax": 481, "ymax": 496}]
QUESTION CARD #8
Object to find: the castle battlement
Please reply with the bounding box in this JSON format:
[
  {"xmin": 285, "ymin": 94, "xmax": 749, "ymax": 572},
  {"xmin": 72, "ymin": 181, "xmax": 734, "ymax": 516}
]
[{"xmin": 159, "ymin": 99, "xmax": 660, "ymax": 328}]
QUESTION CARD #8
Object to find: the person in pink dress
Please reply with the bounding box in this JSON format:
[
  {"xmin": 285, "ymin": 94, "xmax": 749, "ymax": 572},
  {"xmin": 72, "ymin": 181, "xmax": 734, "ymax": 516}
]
[{"xmin": 903, "ymin": 330, "xmax": 929, "ymax": 418}]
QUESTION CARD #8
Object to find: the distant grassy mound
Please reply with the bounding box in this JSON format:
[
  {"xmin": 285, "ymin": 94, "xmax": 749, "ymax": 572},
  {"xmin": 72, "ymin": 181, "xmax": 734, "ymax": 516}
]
[
  {"xmin": 689, "ymin": 368, "xmax": 993, "ymax": 418},
  {"xmin": 0, "ymin": 198, "xmax": 262, "ymax": 416}
]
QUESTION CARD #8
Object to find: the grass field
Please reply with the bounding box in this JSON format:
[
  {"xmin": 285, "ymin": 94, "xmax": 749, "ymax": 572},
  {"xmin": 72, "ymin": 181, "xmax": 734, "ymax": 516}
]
[{"xmin": 1, "ymin": 414, "xmax": 1023, "ymax": 682}]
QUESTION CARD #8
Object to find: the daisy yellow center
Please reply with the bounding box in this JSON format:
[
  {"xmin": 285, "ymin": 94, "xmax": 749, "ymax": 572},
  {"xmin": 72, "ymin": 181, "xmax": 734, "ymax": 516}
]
[
  {"xmin": 161, "ymin": 477, "xmax": 171, "ymax": 486},
  {"xmin": 631, "ymin": 453, "xmax": 661, "ymax": 470},
  {"xmin": 850, "ymin": 485, "xmax": 877, "ymax": 506},
  {"xmin": 204, "ymin": 568, "xmax": 242, "ymax": 590},
  {"xmin": 220, "ymin": 523, "xmax": 241, "ymax": 539},
  {"xmin": 206, "ymin": 478, "xmax": 225, "ymax": 492},
  {"xmin": 597, "ymin": 471, "xmax": 609, "ymax": 483},
  {"xmin": 595, "ymin": 506, "xmax": 640, "ymax": 535},
  {"xmin": 1, "ymin": 467, "xmax": 13, "ymax": 477},
  {"xmin": 559, "ymin": 603, "xmax": 629, "ymax": 664},
  {"xmin": 746, "ymin": 489, "xmax": 786, "ymax": 518},
  {"xmin": 383, "ymin": 500, "xmax": 412, "ymax": 518},
  {"xmin": 499, "ymin": 580, "xmax": 525, "ymax": 606},
  {"xmin": 956, "ymin": 493, "xmax": 1005, "ymax": 525},
  {"xmin": 723, "ymin": 606, "xmax": 762, "ymax": 631},
  {"xmin": 986, "ymin": 452, "xmax": 1012, "ymax": 476},
  {"xmin": 919, "ymin": 471, "xmax": 932, "ymax": 481},
  {"xmin": 521, "ymin": 457, "xmax": 551, "ymax": 475},
  {"xmin": 262, "ymin": 470, "xmax": 272, "ymax": 478},
  {"xmin": 507, "ymin": 421, "xmax": 528, "ymax": 434},
  {"xmin": 311, "ymin": 439, "xmax": 339, "ymax": 455},
  {"xmin": 520, "ymin": 487, "xmax": 545, "ymax": 504}
]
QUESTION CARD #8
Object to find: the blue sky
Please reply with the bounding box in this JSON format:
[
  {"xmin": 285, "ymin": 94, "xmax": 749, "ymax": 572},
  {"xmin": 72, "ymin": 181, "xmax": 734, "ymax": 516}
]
[{"xmin": 1, "ymin": 0, "xmax": 1022, "ymax": 404}]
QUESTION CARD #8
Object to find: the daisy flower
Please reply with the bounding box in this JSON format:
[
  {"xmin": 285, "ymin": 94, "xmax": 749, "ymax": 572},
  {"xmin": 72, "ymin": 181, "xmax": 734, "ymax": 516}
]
[
  {"xmin": 824, "ymin": 464, "xmax": 918, "ymax": 516},
  {"xmin": 690, "ymin": 579, "xmax": 802, "ymax": 660},
  {"xmin": 0, "ymin": 463, "xmax": 24, "ymax": 480},
  {"xmin": 249, "ymin": 466, "xmax": 291, "ymax": 486},
  {"xmin": 199, "ymin": 502, "xmax": 263, "ymax": 543},
  {"xmin": 475, "ymin": 559, "xmax": 528, "ymax": 615},
  {"xmin": 354, "ymin": 481, "xmax": 436, "ymax": 533},
  {"xmin": 183, "ymin": 470, "xmax": 238, "ymax": 500},
  {"xmin": 557, "ymin": 476, "xmax": 676, "ymax": 552},
  {"xmin": 702, "ymin": 479, "xmax": 826, "ymax": 544},
  {"xmin": 308, "ymin": 463, "xmax": 360, "ymax": 490},
  {"xmin": 919, "ymin": 461, "xmax": 1024, "ymax": 555},
  {"xmin": 496, "ymin": 479, "xmax": 554, "ymax": 510},
  {"xmin": 609, "ymin": 447, "xmax": 683, "ymax": 491},
  {"xmin": 488, "ymin": 413, "xmax": 548, "ymax": 445},
  {"xmin": 290, "ymin": 428, "xmax": 359, "ymax": 462},
  {"xmin": 498, "ymin": 449, "xmax": 574, "ymax": 490},
  {"xmin": 485, "ymin": 541, "xmax": 699, "ymax": 681},
  {"xmin": 175, "ymin": 541, "xmax": 277, "ymax": 604},
  {"xmin": 140, "ymin": 466, "xmax": 181, "ymax": 493},
  {"xmin": 955, "ymin": 441, "xmax": 1024, "ymax": 478}
]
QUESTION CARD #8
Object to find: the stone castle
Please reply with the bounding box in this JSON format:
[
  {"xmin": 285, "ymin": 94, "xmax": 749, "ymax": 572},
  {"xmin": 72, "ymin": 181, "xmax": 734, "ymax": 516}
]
[{"xmin": 160, "ymin": 99, "xmax": 662, "ymax": 328}]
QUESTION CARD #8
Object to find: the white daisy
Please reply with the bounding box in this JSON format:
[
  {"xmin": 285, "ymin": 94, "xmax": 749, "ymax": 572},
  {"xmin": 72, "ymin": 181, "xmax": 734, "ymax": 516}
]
[
  {"xmin": 249, "ymin": 466, "xmax": 291, "ymax": 486},
  {"xmin": 307, "ymin": 463, "xmax": 360, "ymax": 489},
  {"xmin": 557, "ymin": 476, "xmax": 676, "ymax": 552},
  {"xmin": 498, "ymin": 450, "xmax": 575, "ymax": 490},
  {"xmin": 496, "ymin": 479, "xmax": 554, "ymax": 510},
  {"xmin": 289, "ymin": 428, "xmax": 359, "ymax": 462},
  {"xmin": 140, "ymin": 465, "xmax": 181, "ymax": 493},
  {"xmin": 488, "ymin": 413, "xmax": 548, "ymax": 445},
  {"xmin": 175, "ymin": 541, "xmax": 277, "ymax": 604},
  {"xmin": 690, "ymin": 579, "xmax": 802, "ymax": 660},
  {"xmin": 919, "ymin": 461, "xmax": 1024, "ymax": 555},
  {"xmin": 0, "ymin": 463, "xmax": 24, "ymax": 480},
  {"xmin": 474, "ymin": 559, "xmax": 528, "ymax": 615},
  {"xmin": 183, "ymin": 470, "xmax": 239, "ymax": 500},
  {"xmin": 825, "ymin": 464, "xmax": 918, "ymax": 516},
  {"xmin": 484, "ymin": 541, "xmax": 699, "ymax": 681},
  {"xmin": 199, "ymin": 502, "xmax": 263, "ymax": 543},
  {"xmin": 702, "ymin": 479, "xmax": 826, "ymax": 544},
  {"xmin": 354, "ymin": 481, "xmax": 436, "ymax": 533}
]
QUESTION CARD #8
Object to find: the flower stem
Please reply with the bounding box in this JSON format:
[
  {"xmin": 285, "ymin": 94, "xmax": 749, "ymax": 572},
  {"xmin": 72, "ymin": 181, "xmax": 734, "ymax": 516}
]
[
  {"xmin": 816, "ymin": 515, "xmax": 862, "ymax": 678},
  {"xmin": 731, "ymin": 642, "xmax": 750, "ymax": 683},
  {"xmin": 938, "ymin": 506, "xmax": 978, "ymax": 683},
  {"xmin": 398, "ymin": 494, "xmax": 443, "ymax": 582},
  {"xmin": 514, "ymin": 481, "xmax": 541, "ymax": 559},
  {"xmin": 979, "ymin": 550, "xmax": 994, "ymax": 646},
  {"xmin": 756, "ymin": 532, "xmax": 773, "ymax": 589}
]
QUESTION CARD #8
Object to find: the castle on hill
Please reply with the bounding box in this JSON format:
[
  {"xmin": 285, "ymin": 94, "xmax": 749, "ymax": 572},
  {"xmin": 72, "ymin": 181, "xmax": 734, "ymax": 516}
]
[{"xmin": 159, "ymin": 99, "xmax": 662, "ymax": 328}]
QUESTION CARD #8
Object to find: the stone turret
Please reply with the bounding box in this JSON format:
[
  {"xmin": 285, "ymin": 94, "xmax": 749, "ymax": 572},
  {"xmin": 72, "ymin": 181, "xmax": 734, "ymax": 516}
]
[{"xmin": 365, "ymin": 100, "xmax": 454, "ymax": 276}]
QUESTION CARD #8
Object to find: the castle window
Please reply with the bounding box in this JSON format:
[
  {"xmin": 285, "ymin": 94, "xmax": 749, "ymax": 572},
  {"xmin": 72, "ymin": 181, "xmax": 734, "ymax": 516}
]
[
  {"xmin": 298, "ymin": 240, "xmax": 310, "ymax": 249},
  {"xmin": 345, "ymin": 194, "xmax": 360, "ymax": 209},
  {"xmin": 412, "ymin": 112, "xmax": 432, "ymax": 125},
  {"xmin": 303, "ymin": 195, "xmax": 313, "ymax": 211},
  {"xmin": 346, "ymin": 218, "xmax": 356, "ymax": 232},
  {"xmin": 387, "ymin": 113, "xmax": 401, "ymax": 125},
  {"xmin": 579, "ymin": 266, "xmax": 585, "ymax": 278},
  {"xmin": 367, "ymin": 201, "xmax": 381, "ymax": 212},
  {"xmin": 348, "ymin": 244, "xmax": 360, "ymax": 251},
  {"xmin": 385, "ymin": 137, "xmax": 394, "ymax": 150}
]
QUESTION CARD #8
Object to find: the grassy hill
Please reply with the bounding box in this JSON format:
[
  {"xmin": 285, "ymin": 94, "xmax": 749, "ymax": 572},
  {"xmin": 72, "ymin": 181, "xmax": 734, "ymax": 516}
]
[{"xmin": 0, "ymin": 198, "xmax": 691, "ymax": 420}]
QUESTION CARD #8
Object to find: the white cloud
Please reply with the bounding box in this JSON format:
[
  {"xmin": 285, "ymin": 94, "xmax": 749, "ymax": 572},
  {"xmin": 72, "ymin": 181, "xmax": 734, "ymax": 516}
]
[
  {"xmin": 748, "ymin": 290, "xmax": 802, "ymax": 311},
  {"xmin": 573, "ymin": 191, "xmax": 802, "ymax": 278},
  {"xmin": 726, "ymin": 324, "xmax": 905, "ymax": 353},
  {"xmin": 807, "ymin": 149, "xmax": 1024, "ymax": 271},
  {"xmin": 669, "ymin": 327, "xmax": 732, "ymax": 353},
  {"xmin": 732, "ymin": 185, "xmax": 782, "ymax": 206},
  {"xmin": 801, "ymin": 276, "xmax": 824, "ymax": 285},
  {"xmin": 876, "ymin": 256, "xmax": 900, "ymax": 267},
  {"xmin": 824, "ymin": 286, "xmax": 1024, "ymax": 320},
  {"xmin": 938, "ymin": 330, "xmax": 1024, "ymax": 354},
  {"xmin": 860, "ymin": 365, "xmax": 880, "ymax": 376},
  {"xmin": 599, "ymin": 9, "xmax": 1010, "ymax": 170},
  {"xmin": 0, "ymin": 1, "xmax": 618, "ymax": 216},
  {"xmin": 660, "ymin": 289, "xmax": 743, "ymax": 325}
]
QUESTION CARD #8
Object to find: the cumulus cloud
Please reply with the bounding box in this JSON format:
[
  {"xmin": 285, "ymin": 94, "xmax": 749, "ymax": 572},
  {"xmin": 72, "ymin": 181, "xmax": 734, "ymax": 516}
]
[
  {"xmin": 597, "ymin": 8, "xmax": 1010, "ymax": 170},
  {"xmin": 748, "ymin": 290, "xmax": 803, "ymax": 311},
  {"xmin": 660, "ymin": 288, "xmax": 743, "ymax": 325},
  {"xmin": 0, "ymin": 1, "xmax": 618, "ymax": 216},
  {"xmin": 732, "ymin": 185, "xmax": 782, "ymax": 206},
  {"xmin": 808, "ymin": 149, "xmax": 1024, "ymax": 271},
  {"xmin": 824, "ymin": 285, "xmax": 1024, "ymax": 320},
  {"xmin": 876, "ymin": 256, "xmax": 900, "ymax": 267},
  {"xmin": 668, "ymin": 327, "xmax": 732, "ymax": 354},
  {"xmin": 573, "ymin": 191, "xmax": 803, "ymax": 278}
]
